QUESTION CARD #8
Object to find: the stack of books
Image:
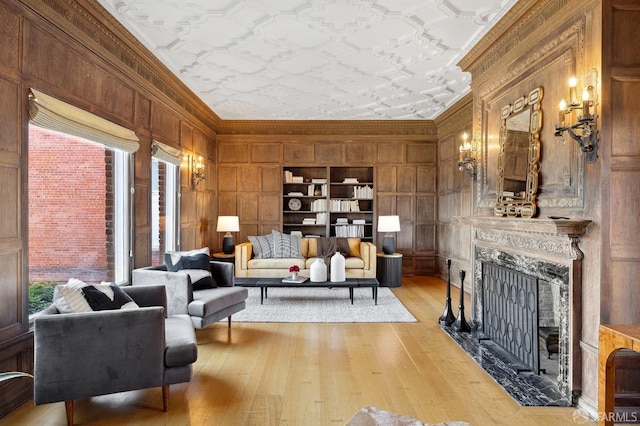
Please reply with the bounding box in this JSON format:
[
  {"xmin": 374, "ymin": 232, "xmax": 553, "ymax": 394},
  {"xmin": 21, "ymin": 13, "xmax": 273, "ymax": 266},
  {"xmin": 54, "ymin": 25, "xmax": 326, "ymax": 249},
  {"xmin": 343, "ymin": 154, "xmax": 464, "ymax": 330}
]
[
  {"xmin": 343, "ymin": 177, "xmax": 359, "ymax": 183},
  {"xmin": 302, "ymin": 218, "xmax": 316, "ymax": 225}
]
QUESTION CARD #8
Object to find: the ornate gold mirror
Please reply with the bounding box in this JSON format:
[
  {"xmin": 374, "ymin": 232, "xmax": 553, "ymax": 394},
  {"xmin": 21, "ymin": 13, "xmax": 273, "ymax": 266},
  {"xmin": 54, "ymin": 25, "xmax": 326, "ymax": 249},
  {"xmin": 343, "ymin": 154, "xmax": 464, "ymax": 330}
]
[{"xmin": 495, "ymin": 86, "xmax": 542, "ymax": 218}]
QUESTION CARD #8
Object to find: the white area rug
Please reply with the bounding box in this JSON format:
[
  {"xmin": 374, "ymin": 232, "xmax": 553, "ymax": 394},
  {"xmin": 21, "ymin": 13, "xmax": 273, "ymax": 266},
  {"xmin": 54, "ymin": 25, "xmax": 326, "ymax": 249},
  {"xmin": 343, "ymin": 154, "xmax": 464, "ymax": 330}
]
[{"xmin": 231, "ymin": 287, "xmax": 417, "ymax": 323}]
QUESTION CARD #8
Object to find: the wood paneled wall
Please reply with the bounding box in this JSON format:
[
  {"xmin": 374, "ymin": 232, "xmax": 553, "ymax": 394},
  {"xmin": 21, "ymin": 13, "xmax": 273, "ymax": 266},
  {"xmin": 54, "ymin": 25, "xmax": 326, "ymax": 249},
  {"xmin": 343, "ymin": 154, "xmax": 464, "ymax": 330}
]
[
  {"xmin": 216, "ymin": 121, "xmax": 438, "ymax": 276},
  {"xmin": 0, "ymin": 0, "xmax": 219, "ymax": 414},
  {"xmin": 434, "ymin": 94, "xmax": 473, "ymax": 286}
]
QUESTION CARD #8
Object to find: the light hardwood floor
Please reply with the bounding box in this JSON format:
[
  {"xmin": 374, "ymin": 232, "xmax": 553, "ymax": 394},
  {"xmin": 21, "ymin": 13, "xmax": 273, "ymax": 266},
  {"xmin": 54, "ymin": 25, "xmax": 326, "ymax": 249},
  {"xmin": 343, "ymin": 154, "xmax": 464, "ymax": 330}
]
[{"xmin": 3, "ymin": 276, "xmax": 594, "ymax": 425}]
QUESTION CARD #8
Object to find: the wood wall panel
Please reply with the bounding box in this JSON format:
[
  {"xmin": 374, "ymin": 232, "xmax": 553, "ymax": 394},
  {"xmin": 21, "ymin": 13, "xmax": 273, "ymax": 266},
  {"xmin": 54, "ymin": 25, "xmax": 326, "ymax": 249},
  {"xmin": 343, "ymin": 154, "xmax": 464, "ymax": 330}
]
[
  {"xmin": 262, "ymin": 166, "xmax": 281, "ymax": 192},
  {"xmin": 315, "ymin": 143, "xmax": 342, "ymax": 163},
  {"xmin": 346, "ymin": 142, "xmax": 374, "ymax": 163},
  {"xmin": 238, "ymin": 165, "xmax": 260, "ymax": 193},
  {"xmin": 0, "ymin": 166, "xmax": 19, "ymax": 240},
  {"xmin": 239, "ymin": 193, "xmax": 258, "ymax": 222},
  {"xmin": 259, "ymin": 194, "xmax": 280, "ymax": 222},
  {"xmin": 416, "ymin": 196, "xmax": 436, "ymax": 222},
  {"xmin": 407, "ymin": 143, "xmax": 436, "ymax": 163},
  {"xmin": 219, "ymin": 143, "xmax": 249, "ymax": 163},
  {"xmin": 283, "ymin": 143, "xmax": 313, "ymax": 163},
  {"xmin": 0, "ymin": 3, "xmax": 20, "ymax": 74},
  {"xmin": 416, "ymin": 167, "xmax": 436, "ymax": 193},
  {"xmin": 611, "ymin": 6, "xmax": 640, "ymax": 66},
  {"xmin": 180, "ymin": 122, "xmax": 193, "ymax": 152},
  {"xmin": 252, "ymin": 144, "xmax": 282, "ymax": 163},
  {"xmin": 0, "ymin": 251, "xmax": 20, "ymax": 338},
  {"xmin": 611, "ymin": 80, "xmax": 640, "ymax": 156},
  {"xmin": 397, "ymin": 167, "xmax": 415, "ymax": 193},
  {"xmin": 218, "ymin": 193, "xmax": 238, "ymax": 216},
  {"xmin": 377, "ymin": 143, "xmax": 404, "ymax": 163},
  {"xmin": 218, "ymin": 166, "xmax": 238, "ymax": 192},
  {"xmin": 0, "ymin": 78, "xmax": 20, "ymax": 156},
  {"xmin": 151, "ymin": 104, "xmax": 180, "ymax": 144},
  {"xmin": 376, "ymin": 166, "xmax": 396, "ymax": 192}
]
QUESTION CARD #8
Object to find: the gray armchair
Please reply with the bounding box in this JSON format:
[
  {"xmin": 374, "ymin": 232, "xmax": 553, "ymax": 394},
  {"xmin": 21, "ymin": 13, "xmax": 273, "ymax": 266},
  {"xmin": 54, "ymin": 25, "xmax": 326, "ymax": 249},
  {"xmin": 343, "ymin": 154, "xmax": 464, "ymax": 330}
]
[
  {"xmin": 34, "ymin": 285, "xmax": 197, "ymax": 426},
  {"xmin": 132, "ymin": 260, "xmax": 248, "ymax": 329}
]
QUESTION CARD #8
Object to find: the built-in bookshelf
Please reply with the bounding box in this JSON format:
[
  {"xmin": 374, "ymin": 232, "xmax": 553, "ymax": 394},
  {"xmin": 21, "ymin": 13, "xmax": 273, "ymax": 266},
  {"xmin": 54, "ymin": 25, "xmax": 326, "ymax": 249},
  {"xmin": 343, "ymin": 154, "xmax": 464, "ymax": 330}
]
[{"xmin": 283, "ymin": 166, "xmax": 374, "ymax": 241}]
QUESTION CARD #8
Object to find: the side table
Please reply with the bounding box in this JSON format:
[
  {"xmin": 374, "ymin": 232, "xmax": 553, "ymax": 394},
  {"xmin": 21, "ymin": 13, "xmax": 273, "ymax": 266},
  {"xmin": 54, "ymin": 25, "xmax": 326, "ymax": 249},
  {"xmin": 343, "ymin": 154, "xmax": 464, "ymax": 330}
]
[
  {"xmin": 376, "ymin": 253, "xmax": 402, "ymax": 287},
  {"xmin": 212, "ymin": 252, "xmax": 235, "ymax": 264}
]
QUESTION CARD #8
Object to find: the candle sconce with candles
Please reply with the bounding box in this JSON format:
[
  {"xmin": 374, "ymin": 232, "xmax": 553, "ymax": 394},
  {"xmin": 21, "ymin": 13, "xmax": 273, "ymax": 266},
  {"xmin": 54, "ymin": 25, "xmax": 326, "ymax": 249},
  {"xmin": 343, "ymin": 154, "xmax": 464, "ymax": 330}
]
[
  {"xmin": 457, "ymin": 132, "xmax": 477, "ymax": 178},
  {"xmin": 554, "ymin": 70, "xmax": 600, "ymax": 163}
]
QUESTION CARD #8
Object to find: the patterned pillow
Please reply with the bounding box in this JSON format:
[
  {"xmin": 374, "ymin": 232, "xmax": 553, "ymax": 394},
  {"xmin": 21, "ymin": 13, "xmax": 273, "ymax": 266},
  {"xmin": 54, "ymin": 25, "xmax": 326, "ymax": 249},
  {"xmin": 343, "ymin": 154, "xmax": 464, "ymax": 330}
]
[
  {"xmin": 82, "ymin": 284, "xmax": 139, "ymax": 311},
  {"xmin": 248, "ymin": 234, "xmax": 274, "ymax": 259},
  {"xmin": 165, "ymin": 252, "xmax": 217, "ymax": 290},
  {"xmin": 53, "ymin": 279, "xmax": 139, "ymax": 313},
  {"xmin": 271, "ymin": 230, "xmax": 303, "ymax": 259}
]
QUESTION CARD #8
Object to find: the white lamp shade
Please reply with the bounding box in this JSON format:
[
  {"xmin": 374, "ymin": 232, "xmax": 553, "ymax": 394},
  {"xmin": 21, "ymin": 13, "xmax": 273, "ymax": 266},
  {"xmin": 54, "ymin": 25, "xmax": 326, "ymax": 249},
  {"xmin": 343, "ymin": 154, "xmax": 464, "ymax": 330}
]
[
  {"xmin": 377, "ymin": 215, "xmax": 400, "ymax": 233},
  {"xmin": 216, "ymin": 216, "xmax": 239, "ymax": 233}
]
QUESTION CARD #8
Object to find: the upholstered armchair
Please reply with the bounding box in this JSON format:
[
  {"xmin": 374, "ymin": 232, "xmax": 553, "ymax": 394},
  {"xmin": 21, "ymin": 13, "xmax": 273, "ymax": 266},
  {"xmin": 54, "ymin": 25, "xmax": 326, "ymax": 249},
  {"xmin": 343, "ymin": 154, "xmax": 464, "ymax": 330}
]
[
  {"xmin": 34, "ymin": 285, "xmax": 197, "ymax": 426},
  {"xmin": 132, "ymin": 260, "xmax": 248, "ymax": 329}
]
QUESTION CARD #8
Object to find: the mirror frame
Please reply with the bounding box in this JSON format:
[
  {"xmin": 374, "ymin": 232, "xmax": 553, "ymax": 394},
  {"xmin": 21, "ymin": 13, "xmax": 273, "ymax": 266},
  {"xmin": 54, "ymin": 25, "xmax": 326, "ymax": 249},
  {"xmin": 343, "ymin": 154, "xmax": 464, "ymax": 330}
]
[{"xmin": 495, "ymin": 86, "xmax": 543, "ymax": 218}]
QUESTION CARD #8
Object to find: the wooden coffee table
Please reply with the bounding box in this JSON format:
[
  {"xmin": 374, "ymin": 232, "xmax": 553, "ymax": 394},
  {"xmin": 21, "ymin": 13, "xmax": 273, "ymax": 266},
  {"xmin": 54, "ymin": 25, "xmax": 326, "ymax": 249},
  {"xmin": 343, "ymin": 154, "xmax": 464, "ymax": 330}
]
[{"xmin": 236, "ymin": 277, "xmax": 379, "ymax": 305}]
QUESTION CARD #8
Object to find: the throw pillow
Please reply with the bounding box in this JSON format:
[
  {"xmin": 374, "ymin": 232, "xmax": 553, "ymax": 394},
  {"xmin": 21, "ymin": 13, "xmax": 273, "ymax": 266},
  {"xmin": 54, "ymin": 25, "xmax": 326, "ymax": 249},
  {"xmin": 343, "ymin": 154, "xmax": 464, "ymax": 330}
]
[
  {"xmin": 82, "ymin": 284, "xmax": 139, "ymax": 311},
  {"xmin": 346, "ymin": 238, "xmax": 361, "ymax": 258},
  {"xmin": 165, "ymin": 252, "xmax": 217, "ymax": 290},
  {"xmin": 271, "ymin": 230, "xmax": 303, "ymax": 259},
  {"xmin": 53, "ymin": 278, "xmax": 93, "ymax": 313},
  {"xmin": 164, "ymin": 247, "xmax": 210, "ymax": 268},
  {"xmin": 54, "ymin": 279, "xmax": 140, "ymax": 313},
  {"xmin": 248, "ymin": 234, "xmax": 274, "ymax": 259}
]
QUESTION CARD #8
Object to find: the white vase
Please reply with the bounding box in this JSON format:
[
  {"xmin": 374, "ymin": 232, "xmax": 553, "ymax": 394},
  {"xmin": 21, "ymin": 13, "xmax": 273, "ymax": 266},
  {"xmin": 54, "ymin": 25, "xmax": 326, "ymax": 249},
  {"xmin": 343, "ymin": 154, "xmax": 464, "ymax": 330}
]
[
  {"xmin": 310, "ymin": 258, "xmax": 327, "ymax": 282},
  {"xmin": 330, "ymin": 251, "xmax": 345, "ymax": 282}
]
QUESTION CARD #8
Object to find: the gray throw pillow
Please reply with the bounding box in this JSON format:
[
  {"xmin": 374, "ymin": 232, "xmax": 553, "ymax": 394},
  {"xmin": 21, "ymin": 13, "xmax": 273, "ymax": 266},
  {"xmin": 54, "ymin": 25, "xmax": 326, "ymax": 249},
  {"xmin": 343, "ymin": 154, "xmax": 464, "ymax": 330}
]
[
  {"xmin": 271, "ymin": 230, "xmax": 303, "ymax": 258},
  {"xmin": 248, "ymin": 234, "xmax": 274, "ymax": 259}
]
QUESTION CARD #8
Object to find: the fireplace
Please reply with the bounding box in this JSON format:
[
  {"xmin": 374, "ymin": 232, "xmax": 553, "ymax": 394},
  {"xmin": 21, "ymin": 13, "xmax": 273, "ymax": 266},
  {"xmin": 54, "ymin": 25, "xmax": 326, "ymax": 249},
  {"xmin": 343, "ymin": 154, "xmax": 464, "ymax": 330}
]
[
  {"xmin": 454, "ymin": 217, "xmax": 591, "ymax": 404},
  {"xmin": 477, "ymin": 250, "xmax": 570, "ymax": 397}
]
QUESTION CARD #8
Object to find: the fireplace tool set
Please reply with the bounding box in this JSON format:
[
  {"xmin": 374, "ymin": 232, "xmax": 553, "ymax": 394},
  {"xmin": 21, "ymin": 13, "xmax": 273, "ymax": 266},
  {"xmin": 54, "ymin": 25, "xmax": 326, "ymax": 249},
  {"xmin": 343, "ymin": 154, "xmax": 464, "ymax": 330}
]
[{"xmin": 438, "ymin": 259, "xmax": 471, "ymax": 332}]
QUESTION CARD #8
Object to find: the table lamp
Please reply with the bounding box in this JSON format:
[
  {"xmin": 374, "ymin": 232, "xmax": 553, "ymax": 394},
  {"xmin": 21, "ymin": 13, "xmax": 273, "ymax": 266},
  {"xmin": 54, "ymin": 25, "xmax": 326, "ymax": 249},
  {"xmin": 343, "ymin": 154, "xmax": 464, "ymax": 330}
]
[
  {"xmin": 377, "ymin": 215, "xmax": 400, "ymax": 255},
  {"xmin": 217, "ymin": 216, "xmax": 239, "ymax": 254}
]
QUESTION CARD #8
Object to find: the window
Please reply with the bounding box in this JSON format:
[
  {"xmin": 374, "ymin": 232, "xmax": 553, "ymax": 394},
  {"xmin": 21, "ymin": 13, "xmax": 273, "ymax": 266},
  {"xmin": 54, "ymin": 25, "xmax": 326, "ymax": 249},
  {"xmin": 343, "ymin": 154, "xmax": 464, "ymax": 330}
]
[
  {"xmin": 151, "ymin": 141, "xmax": 181, "ymax": 265},
  {"xmin": 27, "ymin": 89, "xmax": 138, "ymax": 315}
]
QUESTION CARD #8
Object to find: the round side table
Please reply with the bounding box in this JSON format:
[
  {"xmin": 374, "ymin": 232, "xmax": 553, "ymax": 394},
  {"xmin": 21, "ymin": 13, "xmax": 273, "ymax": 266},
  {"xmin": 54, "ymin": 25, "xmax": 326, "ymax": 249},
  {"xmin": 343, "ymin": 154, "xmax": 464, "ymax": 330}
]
[
  {"xmin": 376, "ymin": 253, "xmax": 403, "ymax": 287},
  {"xmin": 212, "ymin": 252, "xmax": 235, "ymax": 264}
]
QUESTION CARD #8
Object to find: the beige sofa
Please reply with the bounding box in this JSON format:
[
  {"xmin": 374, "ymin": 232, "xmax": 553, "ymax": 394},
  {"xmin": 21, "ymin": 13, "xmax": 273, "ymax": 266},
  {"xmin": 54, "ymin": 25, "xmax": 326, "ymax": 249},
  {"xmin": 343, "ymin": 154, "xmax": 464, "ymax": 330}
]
[{"xmin": 235, "ymin": 237, "xmax": 376, "ymax": 278}]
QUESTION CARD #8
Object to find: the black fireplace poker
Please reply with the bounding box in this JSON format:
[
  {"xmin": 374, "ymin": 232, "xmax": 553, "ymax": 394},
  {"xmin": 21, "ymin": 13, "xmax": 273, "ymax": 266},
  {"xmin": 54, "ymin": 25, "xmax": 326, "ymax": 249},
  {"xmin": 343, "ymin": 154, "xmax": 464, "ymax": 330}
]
[
  {"xmin": 438, "ymin": 259, "xmax": 456, "ymax": 326},
  {"xmin": 452, "ymin": 270, "xmax": 471, "ymax": 332}
]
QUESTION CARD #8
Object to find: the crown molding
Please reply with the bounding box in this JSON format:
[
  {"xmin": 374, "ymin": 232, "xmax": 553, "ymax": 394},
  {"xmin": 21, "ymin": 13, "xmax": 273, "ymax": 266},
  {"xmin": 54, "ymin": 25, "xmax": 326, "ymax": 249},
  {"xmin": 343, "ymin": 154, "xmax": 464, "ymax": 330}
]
[
  {"xmin": 217, "ymin": 120, "xmax": 438, "ymax": 137},
  {"xmin": 458, "ymin": 0, "xmax": 557, "ymax": 74},
  {"xmin": 22, "ymin": 0, "xmax": 221, "ymax": 134}
]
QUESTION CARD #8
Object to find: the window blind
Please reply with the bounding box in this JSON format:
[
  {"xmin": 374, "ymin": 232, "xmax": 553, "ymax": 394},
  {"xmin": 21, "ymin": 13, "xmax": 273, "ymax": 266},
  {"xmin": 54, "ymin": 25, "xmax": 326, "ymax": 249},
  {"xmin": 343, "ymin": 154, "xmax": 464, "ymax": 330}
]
[
  {"xmin": 28, "ymin": 88, "xmax": 139, "ymax": 153},
  {"xmin": 152, "ymin": 140, "xmax": 183, "ymax": 166}
]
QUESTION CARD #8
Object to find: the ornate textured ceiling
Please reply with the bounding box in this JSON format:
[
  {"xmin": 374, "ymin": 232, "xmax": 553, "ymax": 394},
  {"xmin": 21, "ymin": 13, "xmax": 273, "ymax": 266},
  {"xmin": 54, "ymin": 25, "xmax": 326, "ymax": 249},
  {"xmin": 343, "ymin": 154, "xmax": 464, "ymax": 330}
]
[{"xmin": 97, "ymin": 0, "xmax": 516, "ymax": 120}]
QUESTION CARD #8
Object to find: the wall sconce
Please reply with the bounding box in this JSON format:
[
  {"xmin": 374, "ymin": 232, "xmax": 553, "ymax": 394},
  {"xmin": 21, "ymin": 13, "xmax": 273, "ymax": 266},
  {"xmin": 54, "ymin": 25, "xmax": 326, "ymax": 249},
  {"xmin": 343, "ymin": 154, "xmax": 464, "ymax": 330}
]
[
  {"xmin": 554, "ymin": 74, "xmax": 600, "ymax": 162},
  {"xmin": 191, "ymin": 155, "xmax": 206, "ymax": 188},
  {"xmin": 216, "ymin": 216, "xmax": 239, "ymax": 254},
  {"xmin": 377, "ymin": 215, "xmax": 400, "ymax": 255},
  {"xmin": 457, "ymin": 132, "xmax": 476, "ymax": 177}
]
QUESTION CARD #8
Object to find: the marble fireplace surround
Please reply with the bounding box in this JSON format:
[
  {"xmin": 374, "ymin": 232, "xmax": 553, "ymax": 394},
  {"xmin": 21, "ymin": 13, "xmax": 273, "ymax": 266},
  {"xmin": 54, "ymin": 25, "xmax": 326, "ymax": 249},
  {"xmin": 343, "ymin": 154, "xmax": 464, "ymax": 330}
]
[{"xmin": 455, "ymin": 217, "xmax": 591, "ymax": 402}]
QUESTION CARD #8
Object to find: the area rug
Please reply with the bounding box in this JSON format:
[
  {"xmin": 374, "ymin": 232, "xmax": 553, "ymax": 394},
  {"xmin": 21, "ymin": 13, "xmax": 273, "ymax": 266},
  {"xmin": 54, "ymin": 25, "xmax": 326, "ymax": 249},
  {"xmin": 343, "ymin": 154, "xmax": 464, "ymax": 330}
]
[
  {"xmin": 231, "ymin": 287, "xmax": 417, "ymax": 323},
  {"xmin": 347, "ymin": 406, "xmax": 471, "ymax": 426}
]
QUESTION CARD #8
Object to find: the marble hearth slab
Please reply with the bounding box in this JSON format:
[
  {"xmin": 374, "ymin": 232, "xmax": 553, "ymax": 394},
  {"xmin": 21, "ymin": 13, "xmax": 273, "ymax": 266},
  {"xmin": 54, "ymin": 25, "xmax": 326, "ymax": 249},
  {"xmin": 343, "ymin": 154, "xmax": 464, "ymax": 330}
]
[{"xmin": 441, "ymin": 326, "xmax": 571, "ymax": 407}]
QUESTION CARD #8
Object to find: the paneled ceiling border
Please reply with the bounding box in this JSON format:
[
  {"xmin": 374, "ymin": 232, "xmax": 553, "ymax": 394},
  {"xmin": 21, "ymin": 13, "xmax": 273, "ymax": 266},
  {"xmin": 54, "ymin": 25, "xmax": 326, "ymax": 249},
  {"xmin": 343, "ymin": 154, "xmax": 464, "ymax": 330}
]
[
  {"xmin": 217, "ymin": 120, "xmax": 437, "ymax": 136},
  {"xmin": 23, "ymin": 0, "xmax": 220, "ymax": 134}
]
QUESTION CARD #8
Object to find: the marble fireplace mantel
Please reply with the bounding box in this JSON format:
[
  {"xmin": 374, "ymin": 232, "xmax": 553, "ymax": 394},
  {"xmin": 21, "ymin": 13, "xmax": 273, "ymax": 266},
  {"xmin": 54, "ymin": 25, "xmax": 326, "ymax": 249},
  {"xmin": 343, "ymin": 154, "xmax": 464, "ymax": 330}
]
[
  {"xmin": 454, "ymin": 216, "xmax": 592, "ymax": 261},
  {"xmin": 453, "ymin": 215, "xmax": 592, "ymax": 402}
]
